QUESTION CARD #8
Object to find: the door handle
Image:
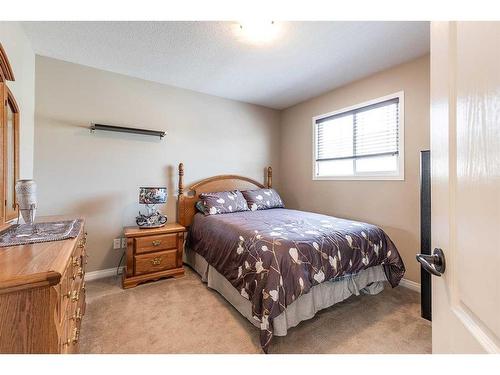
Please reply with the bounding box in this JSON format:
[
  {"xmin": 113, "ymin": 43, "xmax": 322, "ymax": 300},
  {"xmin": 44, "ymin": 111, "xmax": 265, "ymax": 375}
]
[{"xmin": 416, "ymin": 248, "xmax": 446, "ymax": 277}]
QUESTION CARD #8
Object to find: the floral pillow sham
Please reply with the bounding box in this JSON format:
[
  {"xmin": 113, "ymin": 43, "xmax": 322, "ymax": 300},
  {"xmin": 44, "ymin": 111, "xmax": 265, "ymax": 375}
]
[
  {"xmin": 241, "ymin": 188, "xmax": 284, "ymax": 211},
  {"xmin": 199, "ymin": 190, "xmax": 249, "ymax": 216}
]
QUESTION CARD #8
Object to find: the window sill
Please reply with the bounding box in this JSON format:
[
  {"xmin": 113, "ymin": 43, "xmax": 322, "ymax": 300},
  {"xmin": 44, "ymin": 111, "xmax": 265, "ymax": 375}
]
[{"xmin": 313, "ymin": 175, "xmax": 405, "ymax": 181}]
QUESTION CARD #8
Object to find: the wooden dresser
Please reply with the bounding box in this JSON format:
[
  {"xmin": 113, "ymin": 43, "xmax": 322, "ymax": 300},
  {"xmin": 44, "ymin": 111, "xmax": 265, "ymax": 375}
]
[
  {"xmin": 0, "ymin": 217, "xmax": 87, "ymax": 353},
  {"xmin": 122, "ymin": 223, "xmax": 185, "ymax": 288}
]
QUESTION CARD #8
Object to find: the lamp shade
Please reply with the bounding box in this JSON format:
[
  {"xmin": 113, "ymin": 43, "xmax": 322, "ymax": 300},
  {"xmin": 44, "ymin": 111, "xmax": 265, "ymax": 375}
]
[{"xmin": 139, "ymin": 187, "xmax": 167, "ymax": 204}]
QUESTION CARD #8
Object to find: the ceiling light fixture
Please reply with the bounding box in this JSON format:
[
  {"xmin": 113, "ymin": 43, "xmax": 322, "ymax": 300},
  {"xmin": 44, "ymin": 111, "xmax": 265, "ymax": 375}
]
[{"xmin": 237, "ymin": 21, "xmax": 282, "ymax": 45}]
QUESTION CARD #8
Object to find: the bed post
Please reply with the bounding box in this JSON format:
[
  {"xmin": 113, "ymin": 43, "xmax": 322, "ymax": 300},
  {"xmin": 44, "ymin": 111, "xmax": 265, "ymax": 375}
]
[
  {"xmin": 178, "ymin": 162, "xmax": 184, "ymax": 195},
  {"xmin": 177, "ymin": 163, "xmax": 185, "ymax": 226},
  {"xmin": 267, "ymin": 166, "xmax": 272, "ymax": 188}
]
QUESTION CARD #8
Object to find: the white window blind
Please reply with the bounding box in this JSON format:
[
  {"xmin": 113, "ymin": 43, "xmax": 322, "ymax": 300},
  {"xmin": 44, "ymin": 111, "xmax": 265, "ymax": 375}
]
[{"xmin": 314, "ymin": 93, "xmax": 403, "ymax": 179}]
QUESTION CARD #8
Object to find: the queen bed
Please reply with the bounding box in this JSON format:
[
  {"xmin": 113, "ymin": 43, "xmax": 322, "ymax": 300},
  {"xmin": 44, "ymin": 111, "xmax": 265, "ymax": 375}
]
[{"xmin": 177, "ymin": 163, "xmax": 405, "ymax": 352}]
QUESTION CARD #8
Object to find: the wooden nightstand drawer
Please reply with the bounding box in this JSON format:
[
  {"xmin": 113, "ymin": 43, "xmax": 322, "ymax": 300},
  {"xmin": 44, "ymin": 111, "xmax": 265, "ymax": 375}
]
[
  {"xmin": 134, "ymin": 249, "xmax": 177, "ymax": 275},
  {"xmin": 135, "ymin": 233, "xmax": 177, "ymax": 254}
]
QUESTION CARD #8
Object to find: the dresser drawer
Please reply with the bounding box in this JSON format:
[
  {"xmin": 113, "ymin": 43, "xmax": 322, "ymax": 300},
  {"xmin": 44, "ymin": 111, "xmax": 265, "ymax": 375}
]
[
  {"xmin": 63, "ymin": 320, "xmax": 80, "ymax": 354},
  {"xmin": 135, "ymin": 233, "xmax": 177, "ymax": 254},
  {"xmin": 59, "ymin": 267, "xmax": 70, "ymax": 323},
  {"xmin": 134, "ymin": 249, "xmax": 177, "ymax": 275},
  {"xmin": 68, "ymin": 284, "xmax": 85, "ymax": 324},
  {"xmin": 60, "ymin": 314, "xmax": 70, "ymax": 353}
]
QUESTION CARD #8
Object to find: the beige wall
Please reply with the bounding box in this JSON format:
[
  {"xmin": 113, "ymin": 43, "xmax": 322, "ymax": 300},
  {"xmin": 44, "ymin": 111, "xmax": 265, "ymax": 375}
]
[
  {"xmin": 34, "ymin": 56, "xmax": 280, "ymax": 273},
  {"xmin": 279, "ymin": 55, "xmax": 430, "ymax": 283},
  {"xmin": 0, "ymin": 22, "xmax": 35, "ymax": 178},
  {"xmin": 34, "ymin": 54, "xmax": 429, "ymax": 281}
]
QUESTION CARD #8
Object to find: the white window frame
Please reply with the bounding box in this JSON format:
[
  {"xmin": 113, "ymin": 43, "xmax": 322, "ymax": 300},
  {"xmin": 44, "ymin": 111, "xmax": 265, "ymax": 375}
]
[{"xmin": 312, "ymin": 91, "xmax": 405, "ymax": 181}]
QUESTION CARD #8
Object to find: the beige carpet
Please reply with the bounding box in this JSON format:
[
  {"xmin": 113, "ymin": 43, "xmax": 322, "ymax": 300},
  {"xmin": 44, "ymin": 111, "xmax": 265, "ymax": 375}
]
[{"xmin": 80, "ymin": 267, "xmax": 431, "ymax": 354}]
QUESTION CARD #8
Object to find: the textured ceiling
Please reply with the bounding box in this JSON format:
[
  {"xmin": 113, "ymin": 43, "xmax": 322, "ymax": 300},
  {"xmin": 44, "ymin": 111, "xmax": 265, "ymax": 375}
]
[{"xmin": 22, "ymin": 21, "xmax": 429, "ymax": 109}]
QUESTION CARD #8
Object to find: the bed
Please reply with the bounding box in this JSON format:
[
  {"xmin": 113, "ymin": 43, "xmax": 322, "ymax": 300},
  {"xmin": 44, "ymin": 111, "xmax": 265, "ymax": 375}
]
[{"xmin": 177, "ymin": 163, "xmax": 405, "ymax": 352}]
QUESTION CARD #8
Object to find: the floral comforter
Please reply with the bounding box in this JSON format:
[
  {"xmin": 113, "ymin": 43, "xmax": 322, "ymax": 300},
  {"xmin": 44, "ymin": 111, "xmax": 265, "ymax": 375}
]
[{"xmin": 186, "ymin": 208, "xmax": 405, "ymax": 352}]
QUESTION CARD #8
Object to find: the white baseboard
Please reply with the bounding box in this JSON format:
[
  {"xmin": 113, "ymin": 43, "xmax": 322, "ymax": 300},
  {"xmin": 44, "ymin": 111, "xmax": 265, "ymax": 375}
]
[
  {"xmin": 85, "ymin": 266, "xmax": 124, "ymax": 281},
  {"xmin": 399, "ymin": 278, "xmax": 421, "ymax": 293}
]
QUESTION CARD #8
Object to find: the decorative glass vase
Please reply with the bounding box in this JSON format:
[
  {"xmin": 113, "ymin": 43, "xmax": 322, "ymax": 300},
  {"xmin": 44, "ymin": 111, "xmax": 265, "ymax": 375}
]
[{"xmin": 15, "ymin": 179, "xmax": 37, "ymax": 224}]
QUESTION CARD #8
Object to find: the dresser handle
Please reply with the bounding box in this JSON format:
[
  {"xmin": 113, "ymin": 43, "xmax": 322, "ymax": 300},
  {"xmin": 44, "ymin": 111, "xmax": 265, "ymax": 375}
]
[
  {"xmin": 78, "ymin": 233, "xmax": 87, "ymax": 248},
  {"xmin": 151, "ymin": 257, "xmax": 162, "ymax": 265},
  {"xmin": 71, "ymin": 291, "xmax": 80, "ymax": 302},
  {"xmin": 71, "ymin": 327, "xmax": 79, "ymax": 344},
  {"xmin": 152, "ymin": 240, "xmax": 161, "ymax": 247},
  {"xmin": 72, "ymin": 267, "xmax": 83, "ymax": 280},
  {"xmin": 63, "ymin": 327, "xmax": 80, "ymax": 346},
  {"xmin": 73, "ymin": 327, "xmax": 80, "ymax": 344},
  {"xmin": 72, "ymin": 307, "xmax": 83, "ymax": 321}
]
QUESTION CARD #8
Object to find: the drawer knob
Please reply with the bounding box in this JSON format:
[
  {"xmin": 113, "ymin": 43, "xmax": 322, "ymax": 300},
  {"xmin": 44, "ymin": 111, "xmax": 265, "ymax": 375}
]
[
  {"xmin": 152, "ymin": 240, "xmax": 162, "ymax": 247},
  {"xmin": 151, "ymin": 257, "xmax": 162, "ymax": 265}
]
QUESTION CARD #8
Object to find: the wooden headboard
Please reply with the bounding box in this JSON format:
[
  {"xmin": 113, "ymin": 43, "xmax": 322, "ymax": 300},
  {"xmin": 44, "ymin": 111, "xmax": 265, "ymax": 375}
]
[{"xmin": 177, "ymin": 162, "xmax": 272, "ymax": 227}]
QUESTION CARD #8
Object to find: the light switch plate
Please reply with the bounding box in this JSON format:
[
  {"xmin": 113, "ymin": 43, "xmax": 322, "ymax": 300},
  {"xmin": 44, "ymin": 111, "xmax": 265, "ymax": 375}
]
[
  {"xmin": 121, "ymin": 238, "xmax": 127, "ymax": 248},
  {"xmin": 113, "ymin": 238, "xmax": 121, "ymax": 249}
]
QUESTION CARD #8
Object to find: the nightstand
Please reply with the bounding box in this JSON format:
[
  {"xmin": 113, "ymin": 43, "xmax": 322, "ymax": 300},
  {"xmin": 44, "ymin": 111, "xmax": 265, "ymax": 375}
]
[{"xmin": 122, "ymin": 223, "xmax": 186, "ymax": 289}]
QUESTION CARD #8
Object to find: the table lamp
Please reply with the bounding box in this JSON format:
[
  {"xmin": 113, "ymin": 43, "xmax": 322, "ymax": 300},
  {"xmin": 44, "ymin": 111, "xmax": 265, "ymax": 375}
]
[{"xmin": 136, "ymin": 187, "xmax": 168, "ymax": 228}]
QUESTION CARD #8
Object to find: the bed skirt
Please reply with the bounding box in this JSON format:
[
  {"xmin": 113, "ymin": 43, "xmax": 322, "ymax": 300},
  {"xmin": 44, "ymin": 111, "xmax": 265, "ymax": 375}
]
[{"xmin": 183, "ymin": 246, "xmax": 387, "ymax": 336}]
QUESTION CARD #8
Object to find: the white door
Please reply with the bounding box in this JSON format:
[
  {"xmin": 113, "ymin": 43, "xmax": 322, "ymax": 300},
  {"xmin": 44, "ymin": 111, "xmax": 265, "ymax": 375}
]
[{"xmin": 430, "ymin": 21, "xmax": 500, "ymax": 353}]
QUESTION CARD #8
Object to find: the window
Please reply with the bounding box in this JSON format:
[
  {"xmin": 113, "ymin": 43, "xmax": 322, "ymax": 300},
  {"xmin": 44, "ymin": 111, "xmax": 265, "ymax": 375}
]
[{"xmin": 313, "ymin": 92, "xmax": 404, "ymax": 180}]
